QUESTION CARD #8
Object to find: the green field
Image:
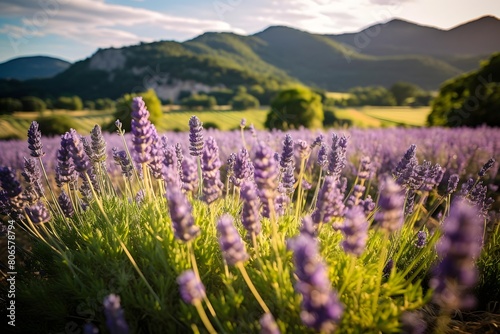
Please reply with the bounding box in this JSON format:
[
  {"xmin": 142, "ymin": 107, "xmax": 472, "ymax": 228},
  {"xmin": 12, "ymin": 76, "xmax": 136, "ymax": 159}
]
[{"xmin": 0, "ymin": 106, "xmax": 432, "ymax": 139}]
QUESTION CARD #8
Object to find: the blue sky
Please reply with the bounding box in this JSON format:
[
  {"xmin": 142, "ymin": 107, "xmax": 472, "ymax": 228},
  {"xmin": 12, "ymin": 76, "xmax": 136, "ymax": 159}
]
[{"xmin": 0, "ymin": 0, "xmax": 499, "ymax": 63}]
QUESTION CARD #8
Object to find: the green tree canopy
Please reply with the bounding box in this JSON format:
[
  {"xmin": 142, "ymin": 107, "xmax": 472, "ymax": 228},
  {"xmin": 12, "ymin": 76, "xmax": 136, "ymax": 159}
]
[
  {"xmin": 0, "ymin": 98, "xmax": 22, "ymax": 114},
  {"xmin": 230, "ymin": 93, "xmax": 259, "ymax": 110},
  {"xmin": 389, "ymin": 82, "xmax": 423, "ymax": 106},
  {"xmin": 265, "ymin": 87, "xmax": 323, "ymax": 129},
  {"xmin": 20, "ymin": 96, "xmax": 46, "ymax": 112},
  {"xmin": 347, "ymin": 86, "xmax": 396, "ymax": 106},
  {"xmin": 428, "ymin": 53, "xmax": 500, "ymax": 127},
  {"xmin": 111, "ymin": 89, "xmax": 163, "ymax": 132},
  {"xmin": 54, "ymin": 96, "xmax": 83, "ymax": 110},
  {"xmin": 181, "ymin": 94, "xmax": 217, "ymax": 109}
]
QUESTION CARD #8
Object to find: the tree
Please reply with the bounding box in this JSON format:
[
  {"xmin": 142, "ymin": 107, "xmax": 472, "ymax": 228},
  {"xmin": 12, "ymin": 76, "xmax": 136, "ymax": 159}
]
[
  {"xmin": 265, "ymin": 87, "xmax": 323, "ymax": 130},
  {"xmin": 347, "ymin": 86, "xmax": 396, "ymax": 106},
  {"xmin": 111, "ymin": 89, "xmax": 163, "ymax": 132},
  {"xmin": 36, "ymin": 115, "xmax": 80, "ymax": 136},
  {"xmin": 84, "ymin": 100, "xmax": 96, "ymax": 110},
  {"xmin": 20, "ymin": 96, "xmax": 46, "ymax": 112},
  {"xmin": 0, "ymin": 98, "xmax": 22, "ymax": 114},
  {"xmin": 181, "ymin": 94, "xmax": 217, "ymax": 109},
  {"xmin": 54, "ymin": 96, "xmax": 83, "ymax": 110},
  {"xmin": 389, "ymin": 82, "xmax": 422, "ymax": 106},
  {"xmin": 95, "ymin": 98, "xmax": 115, "ymax": 110},
  {"xmin": 230, "ymin": 93, "xmax": 260, "ymax": 110},
  {"xmin": 428, "ymin": 52, "xmax": 500, "ymax": 127}
]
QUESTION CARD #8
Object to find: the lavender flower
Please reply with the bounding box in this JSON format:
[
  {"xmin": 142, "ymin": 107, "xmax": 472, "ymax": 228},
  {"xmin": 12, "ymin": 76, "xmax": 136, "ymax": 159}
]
[
  {"xmin": 297, "ymin": 140, "xmax": 311, "ymax": 159},
  {"xmin": 478, "ymin": 158, "xmax": 495, "ymax": 177},
  {"xmin": 341, "ymin": 206, "xmax": 369, "ymax": 256},
  {"xmin": 103, "ymin": 294, "xmax": 129, "ymax": 334},
  {"xmin": 394, "ymin": 144, "xmax": 417, "ymax": 182},
  {"xmin": 22, "ymin": 157, "xmax": 44, "ymax": 200},
  {"xmin": 260, "ymin": 313, "xmax": 280, "ymax": 334},
  {"xmin": 357, "ymin": 156, "xmax": 372, "ymax": 181},
  {"xmin": 226, "ymin": 152, "xmax": 236, "ymax": 180},
  {"xmin": 167, "ymin": 188, "xmax": 200, "ymax": 242},
  {"xmin": 300, "ymin": 215, "xmax": 316, "ymax": 237},
  {"xmin": 415, "ymin": 231, "xmax": 427, "ymax": 248},
  {"xmin": 360, "ymin": 196, "xmax": 375, "ymax": 216},
  {"xmin": 401, "ymin": 311, "xmax": 427, "ymax": 334},
  {"xmin": 232, "ymin": 148, "xmax": 253, "ymax": 187},
  {"xmin": 311, "ymin": 176, "xmax": 345, "ymax": 226},
  {"xmin": 201, "ymin": 137, "xmax": 224, "ymax": 204},
  {"xmin": 240, "ymin": 181, "xmax": 261, "ymax": 237},
  {"xmin": 281, "ymin": 164, "xmax": 295, "ymax": 194},
  {"xmin": 180, "ymin": 158, "xmax": 199, "ymax": 194},
  {"xmin": 58, "ymin": 191, "xmax": 74, "ymax": 218},
  {"xmin": 131, "ymin": 97, "xmax": 155, "ymax": 164},
  {"xmin": 175, "ymin": 142, "xmax": 184, "ymax": 177},
  {"xmin": 189, "ymin": 116, "xmax": 204, "ymax": 157},
  {"xmin": 25, "ymin": 201, "xmax": 51, "ymax": 224},
  {"xmin": 288, "ymin": 234, "xmax": 343, "ymax": 332},
  {"xmin": 68, "ymin": 129, "xmax": 90, "ymax": 173},
  {"xmin": 90, "ymin": 124, "xmax": 107, "ymax": 163},
  {"xmin": 280, "ymin": 134, "xmax": 294, "ymax": 170},
  {"xmin": 375, "ymin": 177, "xmax": 405, "ymax": 233},
  {"xmin": 112, "ymin": 148, "xmax": 133, "ymax": 178},
  {"xmin": 254, "ymin": 142, "xmax": 279, "ymax": 218},
  {"xmin": 405, "ymin": 189, "xmax": 416, "ymax": 216},
  {"xmin": 217, "ymin": 214, "xmax": 249, "ymax": 265},
  {"xmin": 56, "ymin": 133, "xmax": 77, "ymax": 187},
  {"xmin": 249, "ymin": 124, "xmax": 257, "ymax": 138},
  {"xmin": 446, "ymin": 174, "xmax": 459, "ymax": 194},
  {"xmin": 240, "ymin": 118, "xmax": 246, "ymax": 128},
  {"xmin": 148, "ymin": 131, "xmax": 164, "ymax": 180},
  {"xmin": 27, "ymin": 121, "xmax": 45, "ymax": 157},
  {"xmin": 328, "ymin": 133, "xmax": 348, "ymax": 179},
  {"xmin": 317, "ymin": 144, "xmax": 328, "ymax": 170},
  {"xmin": 311, "ymin": 134, "xmax": 323, "ymax": 148},
  {"xmin": 430, "ymin": 199, "xmax": 483, "ymax": 310},
  {"xmin": 0, "ymin": 166, "xmax": 22, "ymax": 198},
  {"xmin": 177, "ymin": 270, "xmax": 206, "ymax": 305}
]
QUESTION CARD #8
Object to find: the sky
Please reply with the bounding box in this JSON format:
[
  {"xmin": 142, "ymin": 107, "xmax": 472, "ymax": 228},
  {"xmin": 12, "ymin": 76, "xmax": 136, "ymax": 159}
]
[{"xmin": 0, "ymin": 0, "xmax": 499, "ymax": 63}]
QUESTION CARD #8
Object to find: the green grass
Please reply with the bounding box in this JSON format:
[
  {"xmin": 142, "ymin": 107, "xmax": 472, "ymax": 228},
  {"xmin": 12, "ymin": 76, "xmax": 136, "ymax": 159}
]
[{"xmin": 0, "ymin": 106, "xmax": 432, "ymax": 139}]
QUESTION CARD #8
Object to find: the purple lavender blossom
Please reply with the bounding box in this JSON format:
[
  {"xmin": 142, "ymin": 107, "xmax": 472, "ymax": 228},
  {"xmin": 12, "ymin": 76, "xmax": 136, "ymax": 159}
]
[
  {"xmin": 226, "ymin": 152, "xmax": 236, "ymax": 181},
  {"xmin": 189, "ymin": 116, "xmax": 204, "ymax": 157},
  {"xmin": 302, "ymin": 179, "xmax": 312, "ymax": 191},
  {"xmin": 0, "ymin": 166, "xmax": 22, "ymax": 198},
  {"xmin": 311, "ymin": 176, "xmax": 345, "ymax": 226},
  {"xmin": 288, "ymin": 234, "xmax": 343, "ymax": 332},
  {"xmin": 232, "ymin": 148, "xmax": 253, "ymax": 187},
  {"xmin": 148, "ymin": 130, "xmax": 164, "ymax": 180},
  {"xmin": 254, "ymin": 142, "xmax": 279, "ymax": 218},
  {"xmin": 405, "ymin": 189, "xmax": 416, "ymax": 216},
  {"xmin": 22, "ymin": 157, "xmax": 44, "ymax": 201},
  {"xmin": 375, "ymin": 177, "xmax": 405, "ymax": 233},
  {"xmin": 180, "ymin": 158, "xmax": 199, "ymax": 194},
  {"xmin": 446, "ymin": 174, "xmax": 459, "ymax": 194},
  {"xmin": 131, "ymin": 97, "xmax": 155, "ymax": 164},
  {"xmin": 317, "ymin": 144, "xmax": 328, "ymax": 170},
  {"xmin": 25, "ymin": 201, "xmax": 51, "ymax": 224},
  {"xmin": 103, "ymin": 294, "xmax": 129, "ymax": 334},
  {"xmin": 68, "ymin": 129, "xmax": 90, "ymax": 173},
  {"xmin": 478, "ymin": 158, "xmax": 495, "ymax": 177},
  {"xmin": 58, "ymin": 191, "xmax": 74, "ymax": 218},
  {"xmin": 201, "ymin": 137, "xmax": 224, "ymax": 204},
  {"xmin": 300, "ymin": 215, "xmax": 316, "ymax": 237},
  {"xmin": 90, "ymin": 124, "xmax": 107, "ymax": 164},
  {"xmin": 217, "ymin": 214, "xmax": 249, "ymax": 265},
  {"xmin": 175, "ymin": 142, "xmax": 184, "ymax": 178},
  {"xmin": 328, "ymin": 133, "xmax": 348, "ymax": 179},
  {"xmin": 260, "ymin": 313, "xmax": 280, "ymax": 334},
  {"xmin": 281, "ymin": 164, "xmax": 295, "ymax": 194},
  {"xmin": 27, "ymin": 121, "xmax": 45, "ymax": 158},
  {"xmin": 341, "ymin": 206, "xmax": 369, "ymax": 256},
  {"xmin": 240, "ymin": 180, "xmax": 262, "ymax": 237},
  {"xmin": 415, "ymin": 230, "xmax": 427, "ymax": 248},
  {"xmin": 430, "ymin": 199, "xmax": 483, "ymax": 310},
  {"xmin": 112, "ymin": 148, "xmax": 133, "ymax": 178},
  {"xmin": 394, "ymin": 144, "xmax": 417, "ymax": 183},
  {"xmin": 383, "ymin": 259, "xmax": 394, "ymax": 277},
  {"xmin": 357, "ymin": 156, "xmax": 372, "ymax": 181},
  {"xmin": 249, "ymin": 124, "xmax": 257, "ymax": 138},
  {"xmin": 280, "ymin": 134, "xmax": 294, "ymax": 170},
  {"xmin": 56, "ymin": 132, "xmax": 77, "ymax": 187},
  {"xmin": 167, "ymin": 188, "xmax": 200, "ymax": 242},
  {"xmin": 311, "ymin": 134, "xmax": 323, "ymax": 148},
  {"xmin": 177, "ymin": 270, "xmax": 206, "ymax": 305},
  {"xmin": 297, "ymin": 140, "xmax": 311, "ymax": 160},
  {"xmin": 360, "ymin": 196, "xmax": 375, "ymax": 216}
]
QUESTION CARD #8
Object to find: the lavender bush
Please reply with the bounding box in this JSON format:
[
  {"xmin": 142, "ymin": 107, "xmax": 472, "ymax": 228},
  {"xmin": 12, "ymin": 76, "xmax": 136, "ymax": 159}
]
[{"xmin": 0, "ymin": 100, "xmax": 499, "ymax": 333}]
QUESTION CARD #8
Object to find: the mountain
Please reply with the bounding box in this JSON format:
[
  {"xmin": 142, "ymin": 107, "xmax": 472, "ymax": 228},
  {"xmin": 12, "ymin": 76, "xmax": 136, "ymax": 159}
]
[
  {"xmin": 327, "ymin": 16, "xmax": 500, "ymax": 58},
  {"xmin": 1, "ymin": 16, "xmax": 499, "ymax": 100},
  {"xmin": 0, "ymin": 56, "xmax": 71, "ymax": 80}
]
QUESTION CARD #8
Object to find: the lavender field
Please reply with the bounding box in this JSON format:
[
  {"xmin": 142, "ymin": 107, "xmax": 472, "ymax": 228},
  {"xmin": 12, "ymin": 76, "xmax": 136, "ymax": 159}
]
[{"xmin": 0, "ymin": 97, "xmax": 499, "ymax": 333}]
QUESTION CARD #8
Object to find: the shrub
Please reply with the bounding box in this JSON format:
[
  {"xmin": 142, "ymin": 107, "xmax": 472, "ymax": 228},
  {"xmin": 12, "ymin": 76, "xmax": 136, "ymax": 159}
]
[
  {"xmin": 265, "ymin": 87, "xmax": 323, "ymax": 129},
  {"xmin": 36, "ymin": 115, "xmax": 80, "ymax": 136},
  {"xmin": 20, "ymin": 96, "xmax": 46, "ymax": 112},
  {"xmin": 54, "ymin": 96, "xmax": 83, "ymax": 110},
  {"xmin": 181, "ymin": 94, "xmax": 217, "ymax": 109},
  {"xmin": 0, "ymin": 98, "xmax": 22, "ymax": 114},
  {"xmin": 230, "ymin": 93, "xmax": 260, "ymax": 110}
]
